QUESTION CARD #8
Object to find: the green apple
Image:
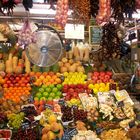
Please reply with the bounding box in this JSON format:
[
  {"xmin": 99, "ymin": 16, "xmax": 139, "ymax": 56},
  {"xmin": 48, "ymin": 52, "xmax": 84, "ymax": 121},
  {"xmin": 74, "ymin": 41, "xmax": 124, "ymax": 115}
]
[
  {"xmin": 43, "ymin": 92, "xmax": 49, "ymax": 98},
  {"xmin": 52, "ymin": 87, "xmax": 58, "ymax": 93},
  {"xmin": 55, "ymin": 96, "xmax": 60, "ymax": 99},
  {"xmin": 35, "ymin": 92, "xmax": 42, "ymax": 99},
  {"xmin": 39, "ymin": 88, "xmax": 44, "ymax": 93},
  {"xmin": 40, "ymin": 97, "xmax": 46, "ymax": 101},
  {"xmin": 48, "ymin": 97, "xmax": 53, "ymax": 101},
  {"xmin": 56, "ymin": 84, "xmax": 63, "ymax": 90},
  {"xmin": 34, "ymin": 97, "xmax": 39, "ymax": 101},
  {"xmin": 49, "ymin": 92, "xmax": 55, "ymax": 98},
  {"xmin": 49, "ymin": 84, "xmax": 55, "ymax": 89},
  {"xmin": 42, "ymin": 85, "xmax": 47, "ymax": 89},
  {"xmin": 45, "ymin": 87, "xmax": 51, "ymax": 93},
  {"xmin": 56, "ymin": 91, "xmax": 62, "ymax": 97}
]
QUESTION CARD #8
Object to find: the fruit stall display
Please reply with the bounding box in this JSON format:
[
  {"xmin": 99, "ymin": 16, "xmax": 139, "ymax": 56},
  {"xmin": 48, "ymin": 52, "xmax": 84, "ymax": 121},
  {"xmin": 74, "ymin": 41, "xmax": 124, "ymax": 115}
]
[{"xmin": 0, "ymin": 47, "xmax": 139, "ymax": 140}]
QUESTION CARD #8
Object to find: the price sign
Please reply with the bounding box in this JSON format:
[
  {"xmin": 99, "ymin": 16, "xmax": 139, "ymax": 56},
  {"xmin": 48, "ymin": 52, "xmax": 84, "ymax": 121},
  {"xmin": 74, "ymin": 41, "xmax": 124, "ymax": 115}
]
[
  {"xmin": 65, "ymin": 24, "xmax": 85, "ymax": 39},
  {"xmin": 67, "ymin": 128, "xmax": 78, "ymax": 137},
  {"xmin": 45, "ymin": 104, "xmax": 53, "ymax": 110},
  {"xmin": 89, "ymin": 26, "xmax": 102, "ymax": 45},
  {"xmin": 22, "ymin": 122, "xmax": 30, "ymax": 130}
]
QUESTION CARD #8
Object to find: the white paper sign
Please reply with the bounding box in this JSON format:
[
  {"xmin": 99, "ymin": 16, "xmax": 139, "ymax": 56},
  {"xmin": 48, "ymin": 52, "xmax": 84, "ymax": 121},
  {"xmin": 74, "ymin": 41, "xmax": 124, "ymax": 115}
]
[{"xmin": 65, "ymin": 24, "xmax": 84, "ymax": 39}]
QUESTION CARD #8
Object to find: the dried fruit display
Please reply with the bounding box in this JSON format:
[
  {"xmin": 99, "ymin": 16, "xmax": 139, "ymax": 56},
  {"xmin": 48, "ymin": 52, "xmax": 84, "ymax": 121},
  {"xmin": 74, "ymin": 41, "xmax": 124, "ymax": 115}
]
[
  {"xmin": 101, "ymin": 22, "xmax": 122, "ymax": 61},
  {"xmin": 69, "ymin": 0, "xmax": 90, "ymax": 24}
]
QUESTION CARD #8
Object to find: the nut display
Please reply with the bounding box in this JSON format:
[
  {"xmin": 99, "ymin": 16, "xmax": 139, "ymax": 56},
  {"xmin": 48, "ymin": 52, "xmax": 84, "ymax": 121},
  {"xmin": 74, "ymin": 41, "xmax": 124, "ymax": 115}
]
[{"xmin": 87, "ymin": 108, "xmax": 99, "ymax": 122}]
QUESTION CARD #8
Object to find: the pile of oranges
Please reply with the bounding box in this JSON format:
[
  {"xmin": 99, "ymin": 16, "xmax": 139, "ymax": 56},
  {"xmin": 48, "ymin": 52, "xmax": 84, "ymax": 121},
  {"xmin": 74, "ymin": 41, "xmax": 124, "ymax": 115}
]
[
  {"xmin": 31, "ymin": 72, "xmax": 62, "ymax": 86},
  {"xmin": 3, "ymin": 86, "xmax": 31, "ymax": 103}
]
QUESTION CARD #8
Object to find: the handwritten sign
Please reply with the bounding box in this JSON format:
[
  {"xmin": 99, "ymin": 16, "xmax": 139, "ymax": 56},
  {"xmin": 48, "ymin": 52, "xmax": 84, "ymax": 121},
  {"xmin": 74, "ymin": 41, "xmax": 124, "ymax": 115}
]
[
  {"xmin": 65, "ymin": 24, "xmax": 85, "ymax": 39},
  {"xmin": 89, "ymin": 26, "xmax": 102, "ymax": 45}
]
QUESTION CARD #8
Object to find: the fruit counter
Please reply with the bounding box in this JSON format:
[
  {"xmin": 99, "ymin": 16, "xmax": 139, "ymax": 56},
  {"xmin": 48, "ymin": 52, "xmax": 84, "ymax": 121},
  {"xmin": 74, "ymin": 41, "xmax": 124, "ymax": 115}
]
[{"xmin": 0, "ymin": 56, "xmax": 140, "ymax": 140}]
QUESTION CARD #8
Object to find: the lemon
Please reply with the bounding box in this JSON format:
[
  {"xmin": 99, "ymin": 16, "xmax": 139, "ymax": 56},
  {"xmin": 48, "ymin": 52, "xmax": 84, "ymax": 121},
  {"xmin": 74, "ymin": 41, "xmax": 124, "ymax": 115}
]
[
  {"xmin": 99, "ymin": 87, "xmax": 105, "ymax": 92},
  {"xmin": 93, "ymin": 88, "xmax": 98, "ymax": 94},
  {"xmin": 94, "ymin": 84, "xmax": 100, "ymax": 89},
  {"xmin": 99, "ymin": 83, "xmax": 106, "ymax": 88},
  {"xmin": 88, "ymin": 84, "xmax": 94, "ymax": 89},
  {"xmin": 64, "ymin": 72, "xmax": 68, "ymax": 77}
]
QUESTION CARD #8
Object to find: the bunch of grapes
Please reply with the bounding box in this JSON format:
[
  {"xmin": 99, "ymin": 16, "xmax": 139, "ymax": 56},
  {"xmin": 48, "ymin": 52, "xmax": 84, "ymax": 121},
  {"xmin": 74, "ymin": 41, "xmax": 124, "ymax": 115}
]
[
  {"xmin": 21, "ymin": 106, "xmax": 37, "ymax": 122},
  {"xmin": 73, "ymin": 108, "xmax": 87, "ymax": 122},
  {"xmin": 7, "ymin": 112, "xmax": 25, "ymax": 129},
  {"xmin": 0, "ymin": 112, "xmax": 7, "ymax": 123},
  {"xmin": 61, "ymin": 106, "xmax": 73, "ymax": 122}
]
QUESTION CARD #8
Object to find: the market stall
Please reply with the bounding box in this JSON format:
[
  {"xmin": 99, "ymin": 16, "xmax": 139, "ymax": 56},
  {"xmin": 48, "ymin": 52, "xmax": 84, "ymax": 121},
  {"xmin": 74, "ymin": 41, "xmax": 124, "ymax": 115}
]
[{"xmin": 0, "ymin": 0, "xmax": 140, "ymax": 140}]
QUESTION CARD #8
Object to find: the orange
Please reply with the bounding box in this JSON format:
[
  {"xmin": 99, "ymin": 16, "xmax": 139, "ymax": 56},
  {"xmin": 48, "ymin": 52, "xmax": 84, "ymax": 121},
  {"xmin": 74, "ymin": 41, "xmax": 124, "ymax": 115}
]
[
  {"xmin": 46, "ymin": 75, "xmax": 51, "ymax": 80},
  {"xmin": 55, "ymin": 78, "xmax": 61, "ymax": 84},
  {"xmin": 36, "ymin": 72, "xmax": 42, "ymax": 78},
  {"xmin": 30, "ymin": 72, "xmax": 35, "ymax": 76},
  {"xmin": 52, "ymin": 75, "xmax": 57, "ymax": 79},
  {"xmin": 50, "ymin": 79, "xmax": 54, "ymax": 83},
  {"xmin": 48, "ymin": 72, "xmax": 54, "ymax": 76},
  {"xmin": 42, "ymin": 72, "xmax": 48, "ymax": 77}
]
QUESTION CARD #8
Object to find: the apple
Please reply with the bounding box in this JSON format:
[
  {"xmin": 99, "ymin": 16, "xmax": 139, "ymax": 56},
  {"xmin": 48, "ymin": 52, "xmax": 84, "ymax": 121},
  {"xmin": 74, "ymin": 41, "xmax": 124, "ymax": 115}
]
[
  {"xmin": 105, "ymin": 75, "xmax": 110, "ymax": 80},
  {"xmin": 42, "ymin": 85, "xmax": 47, "ymax": 89},
  {"xmin": 36, "ymin": 92, "xmax": 42, "ymax": 99},
  {"xmin": 55, "ymin": 96, "xmax": 60, "ymax": 99},
  {"xmin": 43, "ymin": 92, "xmax": 49, "ymax": 98},
  {"xmin": 62, "ymin": 88, "xmax": 68, "ymax": 93},
  {"xmin": 106, "ymin": 71, "xmax": 112, "ymax": 76},
  {"xmin": 40, "ymin": 97, "xmax": 46, "ymax": 101},
  {"xmin": 45, "ymin": 87, "xmax": 51, "ymax": 93},
  {"xmin": 39, "ymin": 88, "xmax": 44, "ymax": 93},
  {"xmin": 100, "ymin": 72, "xmax": 105, "ymax": 77},
  {"xmin": 48, "ymin": 97, "xmax": 53, "ymax": 101},
  {"xmin": 68, "ymin": 88, "xmax": 75, "ymax": 93},
  {"xmin": 56, "ymin": 84, "xmax": 63, "ymax": 90},
  {"xmin": 92, "ymin": 76, "xmax": 98, "ymax": 81},
  {"xmin": 52, "ymin": 87, "xmax": 58, "ymax": 93},
  {"xmin": 93, "ymin": 72, "xmax": 100, "ymax": 77},
  {"xmin": 49, "ymin": 84, "xmax": 55, "ymax": 89},
  {"xmin": 56, "ymin": 91, "xmax": 62, "ymax": 97},
  {"xmin": 97, "ymin": 80, "xmax": 102, "ymax": 83},
  {"xmin": 49, "ymin": 92, "xmax": 55, "ymax": 98}
]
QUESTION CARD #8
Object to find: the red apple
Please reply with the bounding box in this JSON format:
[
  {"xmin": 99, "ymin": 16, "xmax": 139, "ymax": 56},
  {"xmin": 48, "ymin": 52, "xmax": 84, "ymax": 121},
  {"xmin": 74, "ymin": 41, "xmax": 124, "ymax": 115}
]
[
  {"xmin": 93, "ymin": 72, "xmax": 100, "ymax": 77},
  {"xmin": 68, "ymin": 88, "xmax": 75, "ymax": 93},
  {"xmin": 106, "ymin": 71, "xmax": 112, "ymax": 77},
  {"xmin": 97, "ymin": 80, "xmax": 102, "ymax": 83},
  {"xmin": 105, "ymin": 75, "xmax": 110, "ymax": 80},
  {"xmin": 100, "ymin": 72, "xmax": 105, "ymax": 76},
  {"xmin": 92, "ymin": 76, "xmax": 98, "ymax": 81}
]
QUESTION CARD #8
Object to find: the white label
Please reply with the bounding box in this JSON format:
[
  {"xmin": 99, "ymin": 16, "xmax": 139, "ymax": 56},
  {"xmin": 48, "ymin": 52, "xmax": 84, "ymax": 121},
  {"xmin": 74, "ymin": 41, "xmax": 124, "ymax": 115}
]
[{"xmin": 65, "ymin": 24, "xmax": 85, "ymax": 39}]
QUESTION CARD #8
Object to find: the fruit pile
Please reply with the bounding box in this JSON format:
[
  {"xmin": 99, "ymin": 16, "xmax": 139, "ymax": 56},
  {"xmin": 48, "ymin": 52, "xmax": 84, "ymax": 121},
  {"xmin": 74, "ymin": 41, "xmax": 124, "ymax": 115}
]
[
  {"xmin": 62, "ymin": 84, "xmax": 92, "ymax": 100},
  {"xmin": 62, "ymin": 72, "xmax": 87, "ymax": 85},
  {"xmin": 88, "ymin": 83, "xmax": 110, "ymax": 94},
  {"xmin": 3, "ymin": 74, "xmax": 30, "ymax": 88},
  {"xmin": 21, "ymin": 105, "xmax": 38, "ymax": 122},
  {"xmin": 33, "ymin": 72, "xmax": 61, "ymax": 86},
  {"xmin": 91, "ymin": 71, "xmax": 113, "ymax": 84},
  {"xmin": 7, "ymin": 112, "xmax": 25, "ymax": 129},
  {"xmin": 3, "ymin": 86, "xmax": 31, "ymax": 103},
  {"xmin": 34, "ymin": 84, "xmax": 63, "ymax": 101}
]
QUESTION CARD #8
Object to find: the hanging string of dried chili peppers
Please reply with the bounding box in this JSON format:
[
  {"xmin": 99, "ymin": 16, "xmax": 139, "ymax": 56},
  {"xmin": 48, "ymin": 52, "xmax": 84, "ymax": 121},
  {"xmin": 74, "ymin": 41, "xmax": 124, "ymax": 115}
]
[{"xmin": 69, "ymin": 0, "xmax": 91, "ymax": 25}]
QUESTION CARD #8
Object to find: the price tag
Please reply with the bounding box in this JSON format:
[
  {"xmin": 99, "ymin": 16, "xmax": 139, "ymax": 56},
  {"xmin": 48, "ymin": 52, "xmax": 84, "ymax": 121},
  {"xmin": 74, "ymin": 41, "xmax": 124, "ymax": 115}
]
[
  {"xmin": 62, "ymin": 134, "xmax": 71, "ymax": 140},
  {"xmin": 129, "ymin": 121, "xmax": 135, "ymax": 128},
  {"xmin": 67, "ymin": 128, "xmax": 78, "ymax": 137},
  {"xmin": 22, "ymin": 122, "xmax": 30, "ymax": 130},
  {"xmin": 117, "ymin": 101, "xmax": 124, "ymax": 107},
  {"xmin": 45, "ymin": 104, "xmax": 53, "ymax": 110},
  {"xmin": 58, "ymin": 99, "xmax": 65, "ymax": 106},
  {"xmin": 96, "ymin": 128, "xmax": 104, "ymax": 135},
  {"xmin": 136, "ymin": 114, "xmax": 140, "ymax": 121}
]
